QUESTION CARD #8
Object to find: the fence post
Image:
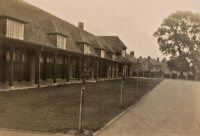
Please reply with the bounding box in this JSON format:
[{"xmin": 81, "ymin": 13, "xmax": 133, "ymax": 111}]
[
  {"xmin": 120, "ymin": 76, "xmax": 125, "ymax": 108},
  {"xmin": 145, "ymin": 78, "xmax": 147, "ymax": 93},
  {"xmin": 137, "ymin": 78, "xmax": 139, "ymax": 95},
  {"xmin": 120, "ymin": 80, "xmax": 124, "ymax": 108},
  {"xmin": 79, "ymin": 86, "xmax": 85, "ymax": 132}
]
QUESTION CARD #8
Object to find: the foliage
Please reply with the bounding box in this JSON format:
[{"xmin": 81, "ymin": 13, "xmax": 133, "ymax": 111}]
[
  {"xmin": 154, "ymin": 11, "xmax": 200, "ymax": 73},
  {"xmin": 167, "ymin": 56, "xmax": 190, "ymax": 72}
]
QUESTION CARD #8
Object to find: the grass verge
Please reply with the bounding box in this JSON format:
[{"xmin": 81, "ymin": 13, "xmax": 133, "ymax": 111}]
[{"xmin": 0, "ymin": 78, "xmax": 161, "ymax": 134}]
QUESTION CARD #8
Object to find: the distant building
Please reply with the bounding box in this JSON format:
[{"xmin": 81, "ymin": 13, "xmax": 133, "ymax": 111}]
[{"xmin": 126, "ymin": 55, "xmax": 164, "ymax": 77}]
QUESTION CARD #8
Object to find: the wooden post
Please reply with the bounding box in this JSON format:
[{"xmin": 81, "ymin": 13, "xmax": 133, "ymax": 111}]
[
  {"xmin": 67, "ymin": 55, "xmax": 71, "ymax": 82},
  {"xmin": 9, "ymin": 50, "xmax": 14, "ymax": 87},
  {"xmin": 43, "ymin": 54, "xmax": 47, "ymax": 81},
  {"xmin": 18, "ymin": 52, "xmax": 23, "ymax": 83},
  {"xmin": 137, "ymin": 78, "xmax": 139, "ymax": 95},
  {"xmin": 99, "ymin": 60, "xmax": 102, "ymax": 79},
  {"xmin": 95, "ymin": 58, "xmax": 99, "ymax": 82},
  {"xmin": 111, "ymin": 64, "xmax": 113, "ymax": 78},
  {"xmin": 79, "ymin": 85, "xmax": 85, "ymax": 131},
  {"xmin": 36, "ymin": 51, "xmax": 41, "ymax": 88},
  {"xmin": 116, "ymin": 64, "xmax": 119, "ymax": 78},
  {"xmin": 105, "ymin": 61, "xmax": 108, "ymax": 79},
  {"xmin": 145, "ymin": 78, "xmax": 147, "ymax": 92},
  {"xmin": 114, "ymin": 64, "xmax": 117, "ymax": 78},
  {"xmin": 62, "ymin": 56, "xmax": 66, "ymax": 80},
  {"xmin": 120, "ymin": 80, "xmax": 124, "ymax": 108},
  {"xmin": 86, "ymin": 58, "xmax": 89, "ymax": 80},
  {"xmin": 77, "ymin": 57, "xmax": 81, "ymax": 81},
  {"xmin": 53, "ymin": 53, "xmax": 57, "ymax": 84}
]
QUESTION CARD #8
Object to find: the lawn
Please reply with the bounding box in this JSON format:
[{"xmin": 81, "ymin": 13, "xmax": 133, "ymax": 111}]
[{"xmin": 0, "ymin": 78, "xmax": 162, "ymax": 134}]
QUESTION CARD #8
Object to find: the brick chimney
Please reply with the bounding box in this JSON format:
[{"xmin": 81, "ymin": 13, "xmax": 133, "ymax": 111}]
[
  {"xmin": 157, "ymin": 57, "xmax": 159, "ymax": 62},
  {"xmin": 148, "ymin": 56, "xmax": 151, "ymax": 62},
  {"xmin": 78, "ymin": 22, "xmax": 84, "ymax": 30},
  {"xmin": 130, "ymin": 51, "xmax": 135, "ymax": 57}
]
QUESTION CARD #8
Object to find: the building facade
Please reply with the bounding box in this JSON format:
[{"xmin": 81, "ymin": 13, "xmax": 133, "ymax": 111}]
[{"xmin": 0, "ymin": 0, "xmax": 131, "ymax": 89}]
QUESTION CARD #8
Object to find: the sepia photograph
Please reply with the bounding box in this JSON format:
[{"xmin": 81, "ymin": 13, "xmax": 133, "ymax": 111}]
[{"xmin": 0, "ymin": 0, "xmax": 199, "ymax": 136}]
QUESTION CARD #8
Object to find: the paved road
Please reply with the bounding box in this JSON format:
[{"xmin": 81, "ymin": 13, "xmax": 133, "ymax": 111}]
[{"xmin": 96, "ymin": 79, "xmax": 200, "ymax": 136}]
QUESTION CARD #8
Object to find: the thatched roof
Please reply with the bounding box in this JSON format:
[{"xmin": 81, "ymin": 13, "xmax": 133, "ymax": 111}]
[
  {"xmin": 0, "ymin": 0, "xmax": 128, "ymax": 60},
  {"xmin": 99, "ymin": 36, "xmax": 127, "ymax": 53}
]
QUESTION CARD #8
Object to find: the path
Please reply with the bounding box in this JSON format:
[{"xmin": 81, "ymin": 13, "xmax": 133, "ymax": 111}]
[{"xmin": 95, "ymin": 79, "xmax": 200, "ymax": 136}]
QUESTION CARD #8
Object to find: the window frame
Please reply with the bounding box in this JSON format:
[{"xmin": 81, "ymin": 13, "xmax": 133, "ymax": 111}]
[
  {"xmin": 112, "ymin": 54, "xmax": 117, "ymax": 60},
  {"xmin": 121, "ymin": 49, "xmax": 126, "ymax": 58},
  {"xmin": 6, "ymin": 18, "xmax": 24, "ymax": 40},
  {"xmin": 84, "ymin": 44, "xmax": 91, "ymax": 55},
  {"xmin": 100, "ymin": 50, "xmax": 105, "ymax": 58},
  {"xmin": 57, "ymin": 35, "xmax": 66, "ymax": 49}
]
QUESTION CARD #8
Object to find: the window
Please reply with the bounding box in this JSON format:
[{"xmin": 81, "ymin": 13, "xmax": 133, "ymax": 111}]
[
  {"xmin": 122, "ymin": 49, "xmax": 126, "ymax": 58},
  {"xmin": 47, "ymin": 56, "xmax": 53, "ymax": 63},
  {"xmin": 112, "ymin": 54, "xmax": 117, "ymax": 60},
  {"xmin": 6, "ymin": 52, "xmax": 16, "ymax": 61},
  {"xmin": 6, "ymin": 52, "xmax": 10, "ymax": 61},
  {"xmin": 57, "ymin": 35, "xmax": 66, "ymax": 49},
  {"xmin": 84, "ymin": 44, "xmax": 91, "ymax": 55},
  {"xmin": 6, "ymin": 19, "xmax": 24, "ymax": 40},
  {"xmin": 100, "ymin": 50, "xmax": 105, "ymax": 58}
]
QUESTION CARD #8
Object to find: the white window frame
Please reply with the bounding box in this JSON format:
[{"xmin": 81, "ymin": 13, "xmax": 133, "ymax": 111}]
[
  {"xmin": 122, "ymin": 49, "xmax": 126, "ymax": 58},
  {"xmin": 112, "ymin": 54, "xmax": 117, "ymax": 60},
  {"xmin": 84, "ymin": 44, "xmax": 91, "ymax": 55},
  {"xmin": 100, "ymin": 50, "xmax": 105, "ymax": 58},
  {"xmin": 57, "ymin": 35, "xmax": 66, "ymax": 49},
  {"xmin": 6, "ymin": 19, "xmax": 24, "ymax": 40}
]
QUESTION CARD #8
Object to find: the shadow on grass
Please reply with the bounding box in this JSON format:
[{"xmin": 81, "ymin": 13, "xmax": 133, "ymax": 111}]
[{"xmin": 0, "ymin": 78, "xmax": 162, "ymax": 134}]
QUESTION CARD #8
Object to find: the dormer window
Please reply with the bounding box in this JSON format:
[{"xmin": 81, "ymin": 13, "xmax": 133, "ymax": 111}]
[
  {"xmin": 57, "ymin": 35, "xmax": 66, "ymax": 49},
  {"xmin": 122, "ymin": 49, "xmax": 126, "ymax": 58},
  {"xmin": 112, "ymin": 54, "xmax": 117, "ymax": 60},
  {"xmin": 84, "ymin": 44, "xmax": 91, "ymax": 55},
  {"xmin": 100, "ymin": 50, "xmax": 105, "ymax": 58},
  {"xmin": 6, "ymin": 19, "xmax": 24, "ymax": 40}
]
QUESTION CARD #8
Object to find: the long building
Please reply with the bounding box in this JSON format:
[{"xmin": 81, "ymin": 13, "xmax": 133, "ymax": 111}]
[{"xmin": 0, "ymin": 0, "xmax": 130, "ymax": 89}]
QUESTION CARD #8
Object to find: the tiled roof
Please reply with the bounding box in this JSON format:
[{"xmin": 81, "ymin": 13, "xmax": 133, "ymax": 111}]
[
  {"xmin": 141, "ymin": 58, "xmax": 163, "ymax": 66},
  {"xmin": 126, "ymin": 54, "xmax": 138, "ymax": 63},
  {"xmin": 149, "ymin": 58, "xmax": 163, "ymax": 66}
]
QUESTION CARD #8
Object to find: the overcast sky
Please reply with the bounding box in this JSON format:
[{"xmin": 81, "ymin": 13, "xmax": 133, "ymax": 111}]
[{"xmin": 24, "ymin": 0, "xmax": 200, "ymax": 59}]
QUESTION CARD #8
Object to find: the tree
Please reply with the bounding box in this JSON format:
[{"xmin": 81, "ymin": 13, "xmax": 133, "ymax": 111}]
[
  {"xmin": 153, "ymin": 11, "xmax": 200, "ymax": 76},
  {"xmin": 167, "ymin": 56, "xmax": 190, "ymax": 72}
]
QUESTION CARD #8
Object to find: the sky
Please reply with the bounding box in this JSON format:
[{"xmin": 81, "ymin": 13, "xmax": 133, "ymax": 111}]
[{"xmin": 24, "ymin": 0, "xmax": 200, "ymax": 59}]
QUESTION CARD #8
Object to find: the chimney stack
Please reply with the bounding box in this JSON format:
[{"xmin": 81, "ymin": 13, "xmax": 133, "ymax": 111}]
[
  {"xmin": 78, "ymin": 22, "xmax": 84, "ymax": 30},
  {"xmin": 148, "ymin": 56, "xmax": 151, "ymax": 62},
  {"xmin": 157, "ymin": 57, "xmax": 159, "ymax": 62},
  {"xmin": 130, "ymin": 51, "xmax": 135, "ymax": 57}
]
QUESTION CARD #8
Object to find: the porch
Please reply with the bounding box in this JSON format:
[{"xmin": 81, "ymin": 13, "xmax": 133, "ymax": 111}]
[{"xmin": 0, "ymin": 37, "xmax": 125, "ymax": 91}]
